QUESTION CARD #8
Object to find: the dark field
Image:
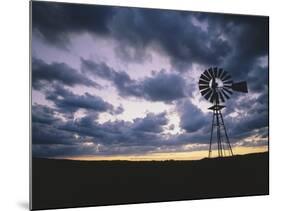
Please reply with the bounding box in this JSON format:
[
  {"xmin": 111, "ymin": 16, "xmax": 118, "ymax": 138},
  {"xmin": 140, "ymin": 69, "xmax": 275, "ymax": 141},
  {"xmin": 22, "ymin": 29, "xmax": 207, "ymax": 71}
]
[{"xmin": 31, "ymin": 152, "xmax": 269, "ymax": 210}]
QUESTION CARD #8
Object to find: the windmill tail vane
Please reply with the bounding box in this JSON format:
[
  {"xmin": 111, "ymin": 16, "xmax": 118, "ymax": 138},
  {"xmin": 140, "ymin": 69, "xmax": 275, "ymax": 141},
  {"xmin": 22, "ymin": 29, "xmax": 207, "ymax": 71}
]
[{"xmin": 198, "ymin": 67, "xmax": 248, "ymax": 158}]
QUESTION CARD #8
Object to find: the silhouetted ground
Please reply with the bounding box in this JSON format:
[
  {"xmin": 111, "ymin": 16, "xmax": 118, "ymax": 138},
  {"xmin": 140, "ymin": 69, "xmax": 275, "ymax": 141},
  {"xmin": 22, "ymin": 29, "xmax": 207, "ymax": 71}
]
[{"xmin": 31, "ymin": 152, "xmax": 269, "ymax": 210}]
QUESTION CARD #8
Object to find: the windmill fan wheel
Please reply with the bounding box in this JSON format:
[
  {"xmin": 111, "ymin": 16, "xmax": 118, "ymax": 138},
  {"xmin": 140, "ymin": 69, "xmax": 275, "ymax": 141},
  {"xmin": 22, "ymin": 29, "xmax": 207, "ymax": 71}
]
[{"xmin": 198, "ymin": 67, "xmax": 233, "ymax": 104}]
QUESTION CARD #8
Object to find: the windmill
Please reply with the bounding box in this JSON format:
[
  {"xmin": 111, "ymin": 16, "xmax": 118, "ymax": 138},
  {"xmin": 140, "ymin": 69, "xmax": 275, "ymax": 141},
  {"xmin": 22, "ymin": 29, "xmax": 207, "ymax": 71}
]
[{"xmin": 198, "ymin": 67, "xmax": 248, "ymax": 158}]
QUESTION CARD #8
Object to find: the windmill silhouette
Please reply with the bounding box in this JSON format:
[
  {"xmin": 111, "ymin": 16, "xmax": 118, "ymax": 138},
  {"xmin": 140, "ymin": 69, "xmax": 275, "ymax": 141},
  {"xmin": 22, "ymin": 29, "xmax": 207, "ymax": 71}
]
[{"xmin": 198, "ymin": 67, "xmax": 248, "ymax": 157}]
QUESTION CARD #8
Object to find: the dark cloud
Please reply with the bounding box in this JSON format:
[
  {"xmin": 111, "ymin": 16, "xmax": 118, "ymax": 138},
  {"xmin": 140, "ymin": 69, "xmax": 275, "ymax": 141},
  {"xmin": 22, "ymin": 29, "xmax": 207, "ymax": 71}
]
[
  {"xmin": 81, "ymin": 58, "xmax": 143, "ymax": 97},
  {"xmin": 235, "ymin": 113, "xmax": 268, "ymax": 136},
  {"xmin": 32, "ymin": 110, "xmax": 170, "ymax": 157},
  {"xmin": 32, "ymin": 142, "xmax": 158, "ymax": 158},
  {"xmin": 32, "ymin": 1, "xmax": 115, "ymax": 48},
  {"xmin": 110, "ymin": 8, "xmax": 231, "ymax": 69},
  {"xmin": 32, "ymin": 1, "xmax": 268, "ymax": 76},
  {"xmin": 60, "ymin": 112, "xmax": 168, "ymax": 145},
  {"xmin": 32, "ymin": 1, "xmax": 269, "ymax": 87},
  {"xmin": 32, "ymin": 104, "xmax": 59, "ymax": 124},
  {"xmin": 171, "ymin": 131, "xmax": 209, "ymax": 145},
  {"xmin": 226, "ymin": 108, "xmax": 268, "ymax": 139},
  {"xmin": 81, "ymin": 59, "xmax": 186, "ymax": 102},
  {"xmin": 142, "ymin": 70, "xmax": 186, "ymax": 101},
  {"xmin": 32, "ymin": 104, "xmax": 82, "ymax": 145},
  {"xmin": 32, "ymin": 58, "xmax": 98, "ymax": 89},
  {"xmin": 215, "ymin": 15, "xmax": 269, "ymax": 82},
  {"xmin": 132, "ymin": 112, "xmax": 168, "ymax": 133},
  {"xmin": 32, "ymin": 2, "xmax": 232, "ymax": 69},
  {"xmin": 247, "ymin": 63, "xmax": 269, "ymax": 93},
  {"xmin": 33, "ymin": 144, "xmax": 78, "ymax": 158},
  {"xmin": 32, "ymin": 123, "xmax": 79, "ymax": 145},
  {"xmin": 177, "ymin": 99, "xmax": 208, "ymax": 133},
  {"xmin": 45, "ymin": 84, "xmax": 114, "ymax": 114}
]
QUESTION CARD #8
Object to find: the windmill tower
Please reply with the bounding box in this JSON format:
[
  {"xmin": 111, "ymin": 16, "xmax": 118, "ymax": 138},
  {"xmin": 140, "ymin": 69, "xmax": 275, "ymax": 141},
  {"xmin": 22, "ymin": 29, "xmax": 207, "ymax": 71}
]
[{"xmin": 198, "ymin": 67, "xmax": 248, "ymax": 158}]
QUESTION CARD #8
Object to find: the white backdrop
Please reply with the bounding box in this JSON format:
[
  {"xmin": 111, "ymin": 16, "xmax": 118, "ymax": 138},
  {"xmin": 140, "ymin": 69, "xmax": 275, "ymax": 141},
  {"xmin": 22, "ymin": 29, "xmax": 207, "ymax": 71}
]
[{"xmin": 0, "ymin": 0, "xmax": 279, "ymax": 211}]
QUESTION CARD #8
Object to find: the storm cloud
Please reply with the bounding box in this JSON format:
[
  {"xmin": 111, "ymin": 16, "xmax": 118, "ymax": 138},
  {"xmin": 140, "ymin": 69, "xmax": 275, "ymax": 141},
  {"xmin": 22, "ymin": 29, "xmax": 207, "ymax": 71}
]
[
  {"xmin": 81, "ymin": 58, "xmax": 186, "ymax": 102},
  {"xmin": 32, "ymin": 108, "xmax": 172, "ymax": 157},
  {"xmin": 45, "ymin": 84, "xmax": 114, "ymax": 114},
  {"xmin": 177, "ymin": 99, "xmax": 208, "ymax": 133},
  {"xmin": 32, "ymin": 2, "xmax": 233, "ymax": 69},
  {"xmin": 32, "ymin": 58, "xmax": 98, "ymax": 89},
  {"xmin": 31, "ymin": 1, "xmax": 269, "ymax": 159},
  {"xmin": 32, "ymin": 1, "xmax": 115, "ymax": 48}
]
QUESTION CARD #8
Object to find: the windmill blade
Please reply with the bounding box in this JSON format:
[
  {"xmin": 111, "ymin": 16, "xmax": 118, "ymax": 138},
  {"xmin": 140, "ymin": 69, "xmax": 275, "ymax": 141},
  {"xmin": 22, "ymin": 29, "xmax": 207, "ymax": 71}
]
[
  {"xmin": 202, "ymin": 89, "xmax": 213, "ymax": 101},
  {"xmin": 223, "ymin": 80, "xmax": 233, "ymax": 85},
  {"xmin": 217, "ymin": 68, "xmax": 223, "ymax": 78},
  {"xmin": 199, "ymin": 84, "xmax": 209, "ymax": 91},
  {"xmin": 221, "ymin": 89, "xmax": 230, "ymax": 100},
  {"xmin": 208, "ymin": 68, "xmax": 215, "ymax": 78},
  {"xmin": 232, "ymin": 81, "xmax": 248, "ymax": 93},
  {"xmin": 222, "ymin": 74, "xmax": 232, "ymax": 81},
  {"xmin": 220, "ymin": 70, "xmax": 228, "ymax": 80},
  {"xmin": 218, "ymin": 90, "xmax": 225, "ymax": 103},
  {"xmin": 201, "ymin": 87, "xmax": 211, "ymax": 96},
  {"xmin": 199, "ymin": 79, "xmax": 209, "ymax": 85},
  {"xmin": 210, "ymin": 91, "xmax": 219, "ymax": 104},
  {"xmin": 204, "ymin": 69, "xmax": 212, "ymax": 80},
  {"xmin": 200, "ymin": 73, "xmax": 210, "ymax": 82},
  {"xmin": 223, "ymin": 87, "xmax": 233, "ymax": 95},
  {"xmin": 213, "ymin": 67, "xmax": 218, "ymax": 77}
]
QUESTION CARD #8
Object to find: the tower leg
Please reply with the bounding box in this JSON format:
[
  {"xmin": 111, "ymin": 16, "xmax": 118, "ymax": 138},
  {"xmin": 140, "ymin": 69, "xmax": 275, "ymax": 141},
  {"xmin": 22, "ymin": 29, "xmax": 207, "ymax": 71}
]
[
  {"xmin": 218, "ymin": 110, "xmax": 234, "ymax": 156},
  {"xmin": 209, "ymin": 111, "xmax": 215, "ymax": 158}
]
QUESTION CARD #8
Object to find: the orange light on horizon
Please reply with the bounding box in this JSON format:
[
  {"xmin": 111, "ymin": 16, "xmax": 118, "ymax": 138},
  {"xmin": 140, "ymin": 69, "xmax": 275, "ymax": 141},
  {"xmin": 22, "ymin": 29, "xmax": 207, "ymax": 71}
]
[{"xmin": 60, "ymin": 145, "xmax": 268, "ymax": 161}]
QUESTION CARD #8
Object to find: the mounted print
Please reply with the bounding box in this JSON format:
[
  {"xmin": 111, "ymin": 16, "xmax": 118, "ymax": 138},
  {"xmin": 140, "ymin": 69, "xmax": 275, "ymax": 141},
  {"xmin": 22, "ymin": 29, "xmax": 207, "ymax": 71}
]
[{"xmin": 30, "ymin": 1, "xmax": 269, "ymax": 210}]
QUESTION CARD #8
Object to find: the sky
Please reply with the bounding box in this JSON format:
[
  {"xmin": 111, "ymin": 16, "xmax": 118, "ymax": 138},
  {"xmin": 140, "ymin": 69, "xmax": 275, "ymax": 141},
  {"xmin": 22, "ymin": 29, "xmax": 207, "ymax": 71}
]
[{"xmin": 31, "ymin": 1, "xmax": 269, "ymax": 160}]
